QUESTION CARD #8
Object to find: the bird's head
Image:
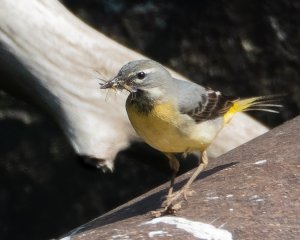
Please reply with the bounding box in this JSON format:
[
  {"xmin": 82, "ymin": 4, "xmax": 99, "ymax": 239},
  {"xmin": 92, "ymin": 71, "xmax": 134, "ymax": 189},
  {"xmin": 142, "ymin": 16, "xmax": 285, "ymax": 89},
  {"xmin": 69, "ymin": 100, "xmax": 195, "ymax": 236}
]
[{"xmin": 100, "ymin": 60, "xmax": 172, "ymax": 96}]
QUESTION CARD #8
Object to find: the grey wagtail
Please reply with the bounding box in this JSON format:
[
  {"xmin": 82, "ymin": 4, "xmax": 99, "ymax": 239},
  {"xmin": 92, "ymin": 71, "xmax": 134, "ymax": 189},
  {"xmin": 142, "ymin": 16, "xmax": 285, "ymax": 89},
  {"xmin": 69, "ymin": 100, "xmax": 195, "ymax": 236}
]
[{"xmin": 100, "ymin": 59, "xmax": 281, "ymax": 216}]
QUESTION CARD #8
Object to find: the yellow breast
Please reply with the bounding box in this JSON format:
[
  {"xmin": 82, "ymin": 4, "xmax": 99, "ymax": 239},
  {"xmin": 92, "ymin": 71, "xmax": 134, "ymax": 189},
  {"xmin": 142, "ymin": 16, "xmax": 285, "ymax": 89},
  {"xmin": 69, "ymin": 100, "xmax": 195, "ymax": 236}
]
[{"xmin": 126, "ymin": 101, "xmax": 223, "ymax": 153}]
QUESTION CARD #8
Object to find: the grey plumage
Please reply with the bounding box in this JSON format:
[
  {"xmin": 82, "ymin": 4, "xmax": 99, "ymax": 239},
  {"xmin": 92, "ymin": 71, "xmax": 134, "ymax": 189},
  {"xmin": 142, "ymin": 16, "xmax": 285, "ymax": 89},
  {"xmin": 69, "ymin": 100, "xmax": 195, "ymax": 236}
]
[{"xmin": 171, "ymin": 78, "xmax": 236, "ymax": 122}]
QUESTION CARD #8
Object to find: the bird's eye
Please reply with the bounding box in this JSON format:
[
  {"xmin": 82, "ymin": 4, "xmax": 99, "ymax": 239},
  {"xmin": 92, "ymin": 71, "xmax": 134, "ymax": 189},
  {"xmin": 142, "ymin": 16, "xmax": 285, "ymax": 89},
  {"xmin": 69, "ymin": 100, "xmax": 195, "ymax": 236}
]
[{"xmin": 137, "ymin": 71, "xmax": 146, "ymax": 79}]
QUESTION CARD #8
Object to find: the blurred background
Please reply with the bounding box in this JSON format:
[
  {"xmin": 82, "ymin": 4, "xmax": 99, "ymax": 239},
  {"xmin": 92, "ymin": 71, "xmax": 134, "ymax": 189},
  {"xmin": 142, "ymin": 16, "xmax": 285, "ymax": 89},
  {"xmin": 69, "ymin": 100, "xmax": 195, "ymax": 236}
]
[{"xmin": 0, "ymin": 1, "xmax": 299, "ymax": 239}]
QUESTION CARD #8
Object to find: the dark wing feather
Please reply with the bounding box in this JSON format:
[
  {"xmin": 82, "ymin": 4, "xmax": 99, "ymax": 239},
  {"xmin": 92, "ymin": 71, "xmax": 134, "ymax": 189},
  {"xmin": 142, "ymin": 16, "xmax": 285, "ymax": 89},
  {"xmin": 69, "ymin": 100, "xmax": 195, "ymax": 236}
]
[
  {"xmin": 185, "ymin": 89, "xmax": 237, "ymax": 122},
  {"xmin": 173, "ymin": 79, "xmax": 237, "ymax": 123}
]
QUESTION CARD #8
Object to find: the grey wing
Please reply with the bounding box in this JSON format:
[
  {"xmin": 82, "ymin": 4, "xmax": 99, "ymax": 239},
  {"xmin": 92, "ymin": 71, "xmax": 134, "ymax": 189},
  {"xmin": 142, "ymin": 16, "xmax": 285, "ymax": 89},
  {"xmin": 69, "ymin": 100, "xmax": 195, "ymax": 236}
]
[{"xmin": 173, "ymin": 79, "xmax": 236, "ymax": 123}]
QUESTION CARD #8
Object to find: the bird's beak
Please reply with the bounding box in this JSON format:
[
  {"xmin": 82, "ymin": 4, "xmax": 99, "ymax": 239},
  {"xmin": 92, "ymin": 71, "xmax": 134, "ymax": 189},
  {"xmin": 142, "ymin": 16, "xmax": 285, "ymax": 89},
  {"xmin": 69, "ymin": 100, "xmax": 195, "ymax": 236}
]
[{"xmin": 99, "ymin": 76, "xmax": 137, "ymax": 93}]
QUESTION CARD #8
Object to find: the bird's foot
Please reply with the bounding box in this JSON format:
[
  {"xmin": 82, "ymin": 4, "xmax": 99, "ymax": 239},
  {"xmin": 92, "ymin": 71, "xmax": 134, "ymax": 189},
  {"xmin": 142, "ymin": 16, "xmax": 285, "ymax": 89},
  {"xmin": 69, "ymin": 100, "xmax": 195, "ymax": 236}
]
[
  {"xmin": 150, "ymin": 201, "xmax": 182, "ymax": 218},
  {"xmin": 163, "ymin": 187, "xmax": 195, "ymax": 207},
  {"xmin": 150, "ymin": 188, "xmax": 195, "ymax": 217}
]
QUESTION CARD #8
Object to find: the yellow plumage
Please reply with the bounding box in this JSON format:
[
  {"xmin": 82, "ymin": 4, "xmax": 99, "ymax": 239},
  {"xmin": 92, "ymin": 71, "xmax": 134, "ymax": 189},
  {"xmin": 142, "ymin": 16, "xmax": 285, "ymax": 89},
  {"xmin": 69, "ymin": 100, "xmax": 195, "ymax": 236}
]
[
  {"xmin": 224, "ymin": 96, "xmax": 282, "ymax": 124},
  {"xmin": 127, "ymin": 95, "xmax": 282, "ymax": 154},
  {"xmin": 126, "ymin": 101, "xmax": 224, "ymax": 153}
]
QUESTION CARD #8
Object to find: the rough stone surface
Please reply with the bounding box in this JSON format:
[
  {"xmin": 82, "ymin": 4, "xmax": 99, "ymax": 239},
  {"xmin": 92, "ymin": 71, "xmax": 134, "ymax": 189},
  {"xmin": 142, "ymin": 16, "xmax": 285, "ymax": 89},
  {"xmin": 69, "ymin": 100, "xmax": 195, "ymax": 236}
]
[{"xmin": 60, "ymin": 116, "xmax": 300, "ymax": 240}]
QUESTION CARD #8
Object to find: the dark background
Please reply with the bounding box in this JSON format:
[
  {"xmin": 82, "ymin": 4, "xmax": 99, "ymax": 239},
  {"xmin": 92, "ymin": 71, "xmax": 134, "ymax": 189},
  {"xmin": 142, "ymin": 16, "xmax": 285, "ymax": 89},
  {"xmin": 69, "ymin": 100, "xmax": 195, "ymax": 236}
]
[{"xmin": 0, "ymin": 1, "xmax": 299, "ymax": 239}]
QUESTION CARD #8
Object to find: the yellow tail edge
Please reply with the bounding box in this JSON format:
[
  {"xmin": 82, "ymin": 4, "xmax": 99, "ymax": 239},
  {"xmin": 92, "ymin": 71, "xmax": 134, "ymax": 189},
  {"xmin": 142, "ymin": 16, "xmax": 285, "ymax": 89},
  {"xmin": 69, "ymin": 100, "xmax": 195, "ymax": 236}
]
[{"xmin": 224, "ymin": 95, "xmax": 283, "ymax": 123}]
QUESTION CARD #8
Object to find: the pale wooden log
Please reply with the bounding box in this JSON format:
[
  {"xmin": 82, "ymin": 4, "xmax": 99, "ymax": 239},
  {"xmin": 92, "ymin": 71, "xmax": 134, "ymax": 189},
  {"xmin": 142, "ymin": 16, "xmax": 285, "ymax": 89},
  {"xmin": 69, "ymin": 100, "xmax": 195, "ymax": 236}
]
[{"xmin": 0, "ymin": 0, "xmax": 268, "ymax": 170}]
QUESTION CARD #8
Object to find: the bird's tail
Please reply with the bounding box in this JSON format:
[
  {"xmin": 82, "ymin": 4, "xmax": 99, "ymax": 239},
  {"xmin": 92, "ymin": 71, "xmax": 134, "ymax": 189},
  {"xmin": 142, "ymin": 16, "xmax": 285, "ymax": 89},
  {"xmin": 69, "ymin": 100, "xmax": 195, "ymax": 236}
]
[{"xmin": 224, "ymin": 95, "xmax": 283, "ymax": 123}]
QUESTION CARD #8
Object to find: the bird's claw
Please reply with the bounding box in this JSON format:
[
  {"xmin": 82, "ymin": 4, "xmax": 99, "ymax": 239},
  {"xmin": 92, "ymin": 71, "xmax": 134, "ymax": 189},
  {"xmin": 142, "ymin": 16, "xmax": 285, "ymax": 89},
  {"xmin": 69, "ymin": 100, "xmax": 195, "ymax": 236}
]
[{"xmin": 150, "ymin": 188, "xmax": 195, "ymax": 217}]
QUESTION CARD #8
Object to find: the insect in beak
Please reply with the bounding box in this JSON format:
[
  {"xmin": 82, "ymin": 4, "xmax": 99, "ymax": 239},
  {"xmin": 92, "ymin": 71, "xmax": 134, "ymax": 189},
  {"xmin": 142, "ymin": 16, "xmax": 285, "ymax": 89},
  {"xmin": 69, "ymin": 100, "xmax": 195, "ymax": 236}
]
[
  {"xmin": 99, "ymin": 77, "xmax": 137, "ymax": 93},
  {"xmin": 121, "ymin": 83, "xmax": 137, "ymax": 93},
  {"xmin": 99, "ymin": 77, "xmax": 120, "ymax": 91}
]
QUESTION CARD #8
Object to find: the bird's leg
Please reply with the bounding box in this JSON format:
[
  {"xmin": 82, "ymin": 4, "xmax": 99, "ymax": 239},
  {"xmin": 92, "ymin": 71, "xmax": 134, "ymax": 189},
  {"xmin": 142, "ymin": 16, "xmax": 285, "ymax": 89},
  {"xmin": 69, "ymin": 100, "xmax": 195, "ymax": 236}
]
[
  {"xmin": 151, "ymin": 153, "xmax": 179, "ymax": 217},
  {"xmin": 152, "ymin": 151, "xmax": 208, "ymax": 217},
  {"xmin": 165, "ymin": 153, "xmax": 180, "ymax": 197},
  {"xmin": 180, "ymin": 150, "xmax": 208, "ymax": 198}
]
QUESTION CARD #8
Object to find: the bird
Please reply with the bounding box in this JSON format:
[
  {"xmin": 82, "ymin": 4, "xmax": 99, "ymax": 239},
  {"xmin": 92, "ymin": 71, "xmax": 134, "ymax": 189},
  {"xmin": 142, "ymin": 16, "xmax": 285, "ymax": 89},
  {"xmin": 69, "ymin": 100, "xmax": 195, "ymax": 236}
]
[{"xmin": 100, "ymin": 59, "xmax": 282, "ymax": 216}]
